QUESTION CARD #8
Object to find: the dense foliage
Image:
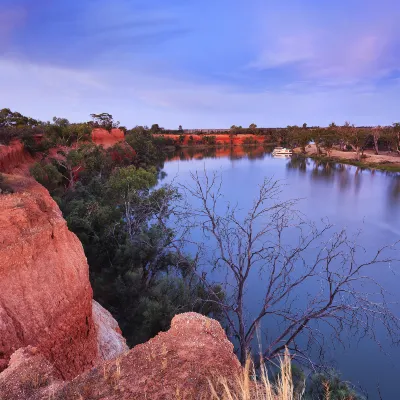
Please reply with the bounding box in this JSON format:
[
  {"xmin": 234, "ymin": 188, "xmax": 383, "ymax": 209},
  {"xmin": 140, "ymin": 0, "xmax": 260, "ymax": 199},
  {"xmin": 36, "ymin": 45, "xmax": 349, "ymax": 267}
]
[{"xmin": 27, "ymin": 126, "xmax": 223, "ymax": 346}]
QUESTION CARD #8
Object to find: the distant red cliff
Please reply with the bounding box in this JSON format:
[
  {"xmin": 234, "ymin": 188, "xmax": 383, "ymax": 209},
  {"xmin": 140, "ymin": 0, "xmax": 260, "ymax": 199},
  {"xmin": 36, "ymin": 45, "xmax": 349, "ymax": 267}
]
[{"xmin": 91, "ymin": 128, "xmax": 125, "ymax": 148}]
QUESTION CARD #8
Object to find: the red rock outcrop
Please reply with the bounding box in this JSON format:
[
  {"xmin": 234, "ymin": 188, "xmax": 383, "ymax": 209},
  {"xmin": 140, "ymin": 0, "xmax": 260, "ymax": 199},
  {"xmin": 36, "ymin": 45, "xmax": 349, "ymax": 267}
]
[
  {"xmin": 92, "ymin": 128, "xmax": 125, "ymax": 148},
  {"xmin": 0, "ymin": 313, "xmax": 242, "ymax": 399},
  {"xmin": 0, "ymin": 175, "xmax": 126, "ymax": 379}
]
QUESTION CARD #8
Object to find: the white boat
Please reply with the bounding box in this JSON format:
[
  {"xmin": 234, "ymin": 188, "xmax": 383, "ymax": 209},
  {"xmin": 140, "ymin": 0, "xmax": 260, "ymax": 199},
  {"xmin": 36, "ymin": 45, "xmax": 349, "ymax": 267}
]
[{"xmin": 272, "ymin": 147, "xmax": 292, "ymax": 156}]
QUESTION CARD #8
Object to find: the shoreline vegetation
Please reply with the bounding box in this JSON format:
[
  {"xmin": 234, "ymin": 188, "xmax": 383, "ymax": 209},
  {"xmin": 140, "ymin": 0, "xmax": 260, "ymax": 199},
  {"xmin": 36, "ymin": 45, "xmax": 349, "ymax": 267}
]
[{"xmin": 294, "ymin": 144, "xmax": 400, "ymax": 173}]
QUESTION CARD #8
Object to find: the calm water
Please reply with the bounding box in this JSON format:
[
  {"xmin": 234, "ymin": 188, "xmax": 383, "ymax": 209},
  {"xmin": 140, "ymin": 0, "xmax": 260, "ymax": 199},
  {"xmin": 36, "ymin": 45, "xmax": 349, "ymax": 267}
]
[{"xmin": 162, "ymin": 147, "xmax": 400, "ymax": 399}]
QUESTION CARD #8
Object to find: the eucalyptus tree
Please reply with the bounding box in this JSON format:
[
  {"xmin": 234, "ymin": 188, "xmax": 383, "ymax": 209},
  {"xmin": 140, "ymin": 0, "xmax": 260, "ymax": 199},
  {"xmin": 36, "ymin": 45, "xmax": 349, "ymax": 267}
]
[
  {"xmin": 372, "ymin": 126, "xmax": 382, "ymax": 155},
  {"xmin": 90, "ymin": 112, "xmax": 119, "ymax": 132}
]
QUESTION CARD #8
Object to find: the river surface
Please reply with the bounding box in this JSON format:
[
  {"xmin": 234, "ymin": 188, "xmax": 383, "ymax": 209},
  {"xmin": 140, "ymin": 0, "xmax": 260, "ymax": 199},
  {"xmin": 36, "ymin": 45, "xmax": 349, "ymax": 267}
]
[{"xmin": 161, "ymin": 146, "xmax": 400, "ymax": 399}]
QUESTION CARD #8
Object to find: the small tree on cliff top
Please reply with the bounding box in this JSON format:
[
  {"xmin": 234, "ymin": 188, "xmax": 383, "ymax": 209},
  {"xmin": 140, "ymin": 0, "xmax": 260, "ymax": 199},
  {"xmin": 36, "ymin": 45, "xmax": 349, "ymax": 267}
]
[
  {"xmin": 179, "ymin": 171, "xmax": 400, "ymax": 366},
  {"xmin": 90, "ymin": 113, "xmax": 119, "ymax": 132}
]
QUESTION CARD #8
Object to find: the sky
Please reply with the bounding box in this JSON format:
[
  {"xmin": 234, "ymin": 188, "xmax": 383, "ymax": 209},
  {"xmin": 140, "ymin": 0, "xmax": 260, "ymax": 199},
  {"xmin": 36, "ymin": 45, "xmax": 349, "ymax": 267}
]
[{"xmin": 1, "ymin": 0, "xmax": 400, "ymax": 128}]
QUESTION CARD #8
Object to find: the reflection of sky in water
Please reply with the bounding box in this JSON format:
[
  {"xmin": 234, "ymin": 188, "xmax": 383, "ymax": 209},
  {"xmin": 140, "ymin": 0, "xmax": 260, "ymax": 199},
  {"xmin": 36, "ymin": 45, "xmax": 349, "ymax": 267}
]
[{"xmin": 161, "ymin": 148, "xmax": 400, "ymax": 399}]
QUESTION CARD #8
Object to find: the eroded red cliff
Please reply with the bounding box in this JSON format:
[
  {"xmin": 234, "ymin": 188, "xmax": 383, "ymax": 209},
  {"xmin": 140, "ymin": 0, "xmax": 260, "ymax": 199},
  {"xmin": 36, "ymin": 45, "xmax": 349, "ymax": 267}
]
[
  {"xmin": 0, "ymin": 174, "xmax": 127, "ymax": 379},
  {"xmin": 92, "ymin": 128, "xmax": 125, "ymax": 148},
  {"xmin": 0, "ymin": 313, "xmax": 242, "ymax": 400},
  {"xmin": 0, "ymin": 141, "xmax": 34, "ymax": 175}
]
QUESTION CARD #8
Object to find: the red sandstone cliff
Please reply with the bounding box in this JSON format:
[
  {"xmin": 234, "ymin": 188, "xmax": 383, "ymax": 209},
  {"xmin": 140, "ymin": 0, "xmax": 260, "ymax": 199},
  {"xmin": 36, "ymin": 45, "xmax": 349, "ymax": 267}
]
[
  {"xmin": 0, "ymin": 313, "xmax": 242, "ymax": 400},
  {"xmin": 92, "ymin": 128, "xmax": 125, "ymax": 148},
  {"xmin": 0, "ymin": 174, "xmax": 127, "ymax": 379}
]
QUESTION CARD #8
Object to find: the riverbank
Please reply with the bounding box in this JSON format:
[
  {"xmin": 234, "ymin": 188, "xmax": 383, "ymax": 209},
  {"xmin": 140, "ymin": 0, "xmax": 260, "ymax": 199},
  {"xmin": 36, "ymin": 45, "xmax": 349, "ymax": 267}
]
[{"xmin": 294, "ymin": 144, "xmax": 400, "ymax": 172}]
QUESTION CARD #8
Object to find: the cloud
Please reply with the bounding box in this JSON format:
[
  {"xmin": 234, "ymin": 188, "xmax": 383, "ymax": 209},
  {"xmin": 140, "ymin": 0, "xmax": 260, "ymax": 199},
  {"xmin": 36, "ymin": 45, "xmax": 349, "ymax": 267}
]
[
  {"xmin": 2, "ymin": 55, "xmax": 400, "ymax": 129},
  {"xmin": 248, "ymin": 34, "xmax": 315, "ymax": 70},
  {"xmin": 248, "ymin": 3, "xmax": 400, "ymax": 87}
]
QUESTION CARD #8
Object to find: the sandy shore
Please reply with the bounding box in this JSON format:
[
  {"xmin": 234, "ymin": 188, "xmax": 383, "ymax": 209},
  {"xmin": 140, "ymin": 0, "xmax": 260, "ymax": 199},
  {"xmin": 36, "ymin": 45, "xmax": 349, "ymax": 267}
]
[{"xmin": 294, "ymin": 144, "xmax": 400, "ymax": 170}]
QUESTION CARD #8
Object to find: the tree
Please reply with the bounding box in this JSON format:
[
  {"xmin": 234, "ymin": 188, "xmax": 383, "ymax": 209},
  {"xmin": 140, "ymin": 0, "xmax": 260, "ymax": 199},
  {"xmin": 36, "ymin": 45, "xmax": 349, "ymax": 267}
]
[
  {"xmin": 385, "ymin": 123, "xmax": 400, "ymax": 154},
  {"xmin": 30, "ymin": 162, "xmax": 63, "ymax": 192},
  {"xmin": 182, "ymin": 171, "xmax": 400, "ymax": 366},
  {"xmin": 312, "ymin": 127, "xmax": 324, "ymax": 155},
  {"xmin": 0, "ymin": 108, "xmax": 40, "ymax": 128},
  {"xmin": 125, "ymin": 130, "xmax": 165, "ymax": 169},
  {"xmin": 50, "ymin": 149, "xmax": 84, "ymax": 190},
  {"xmin": 322, "ymin": 131, "xmax": 336, "ymax": 156},
  {"xmin": 288, "ymin": 125, "xmax": 310, "ymax": 153},
  {"xmin": 178, "ymin": 125, "xmax": 183, "ymax": 132},
  {"xmin": 346, "ymin": 125, "xmax": 370, "ymax": 161},
  {"xmin": 90, "ymin": 113, "xmax": 119, "ymax": 132},
  {"xmin": 372, "ymin": 126, "xmax": 382, "ymax": 155},
  {"xmin": 150, "ymin": 124, "xmax": 161, "ymax": 134},
  {"xmin": 249, "ymin": 123, "xmax": 257, "ymax": 134}
]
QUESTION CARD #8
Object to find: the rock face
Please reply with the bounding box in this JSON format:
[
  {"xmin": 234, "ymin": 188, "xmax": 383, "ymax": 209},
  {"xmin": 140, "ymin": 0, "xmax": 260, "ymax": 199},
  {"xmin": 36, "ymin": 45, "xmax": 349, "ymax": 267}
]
[
  {"xmin": 0, "ymin": 313, "xmax": 242, "ymax": 399},
  {"xmin": 0, "ymin": 175, "xmax": 124, "ymax": 379},
  {"xmin": 0, "ymin": 141, "xmax": 33, "ymax": 175},
  {"xmin": 0, "ymin": 346, "xmax": 63, "ymax": 400},
  {"xmin": 92, "ymin": 128, "xmax": 125, "ymax": 148}
]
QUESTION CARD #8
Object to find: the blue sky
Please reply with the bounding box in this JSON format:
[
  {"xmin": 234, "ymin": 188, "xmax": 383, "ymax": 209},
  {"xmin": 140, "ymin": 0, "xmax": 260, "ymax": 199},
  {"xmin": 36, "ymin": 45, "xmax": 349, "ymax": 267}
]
[{"xmin": 1, "ymin": 0, "xmax": 400, "ymax": 128}]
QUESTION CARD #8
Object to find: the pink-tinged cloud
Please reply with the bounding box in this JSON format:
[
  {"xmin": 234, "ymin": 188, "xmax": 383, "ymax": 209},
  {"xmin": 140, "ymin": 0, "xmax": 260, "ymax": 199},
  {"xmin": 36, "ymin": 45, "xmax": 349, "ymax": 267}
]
[{"xmin": 249, "ymin": 2, "xmax": 400, "ymax": 86}]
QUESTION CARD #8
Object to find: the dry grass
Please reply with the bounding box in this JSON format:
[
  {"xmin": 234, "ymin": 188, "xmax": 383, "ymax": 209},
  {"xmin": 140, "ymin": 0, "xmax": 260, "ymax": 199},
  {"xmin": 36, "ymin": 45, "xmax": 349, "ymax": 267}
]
[{"xmin": 209, "ymin": 349, "xmax": 295, "ymax": 400}]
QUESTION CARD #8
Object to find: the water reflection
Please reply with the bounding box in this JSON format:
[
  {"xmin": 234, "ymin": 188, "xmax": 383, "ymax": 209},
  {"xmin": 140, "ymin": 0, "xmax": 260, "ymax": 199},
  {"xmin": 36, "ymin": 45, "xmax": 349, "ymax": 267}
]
[
  {"xmin": 166, "ymin": 146, "xmax": 400, "ymax": 213},
  {"xmin": 166, "ymin": 145, "xmax": 271, "ymax": 162},
  {"xmin": 286, "ymin": 155, "xmax": 310, "ymax": 173}
]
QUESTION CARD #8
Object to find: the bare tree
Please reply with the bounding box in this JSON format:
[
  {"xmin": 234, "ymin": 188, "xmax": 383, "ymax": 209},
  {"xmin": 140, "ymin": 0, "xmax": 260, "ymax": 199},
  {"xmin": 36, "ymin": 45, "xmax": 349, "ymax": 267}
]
[{"xmin": 181, "ymin": 171, "xmax": 400, "ymax": 366}]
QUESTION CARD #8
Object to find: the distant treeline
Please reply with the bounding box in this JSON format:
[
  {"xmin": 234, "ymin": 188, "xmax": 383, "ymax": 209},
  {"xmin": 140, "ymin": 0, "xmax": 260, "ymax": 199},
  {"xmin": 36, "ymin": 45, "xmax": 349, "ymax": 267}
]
[{"xmin": 1, "ymin": 109, "xmax": 399, "ymax": 161}]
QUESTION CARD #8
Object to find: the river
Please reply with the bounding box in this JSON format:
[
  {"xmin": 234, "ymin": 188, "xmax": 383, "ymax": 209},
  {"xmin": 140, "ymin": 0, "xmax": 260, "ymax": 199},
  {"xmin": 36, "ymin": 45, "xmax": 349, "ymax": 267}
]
[{"xmin": 161, "ymin": 146, "xmax": 400, "ymax": 399}]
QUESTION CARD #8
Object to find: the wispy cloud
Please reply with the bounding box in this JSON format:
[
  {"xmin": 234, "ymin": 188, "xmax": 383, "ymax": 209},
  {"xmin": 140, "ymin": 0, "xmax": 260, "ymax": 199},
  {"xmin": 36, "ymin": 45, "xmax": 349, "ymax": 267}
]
[{"xmin": 248, "ymin": 2, "xmax": 400, "ymax": 87}]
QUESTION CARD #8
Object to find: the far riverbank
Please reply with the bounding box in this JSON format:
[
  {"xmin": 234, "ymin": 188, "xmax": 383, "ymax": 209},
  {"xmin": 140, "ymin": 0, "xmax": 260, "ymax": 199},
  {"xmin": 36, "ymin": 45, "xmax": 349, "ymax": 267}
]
[{"xmin": 294, "ymin": 144, "xmax": 400, "ymax": 173}]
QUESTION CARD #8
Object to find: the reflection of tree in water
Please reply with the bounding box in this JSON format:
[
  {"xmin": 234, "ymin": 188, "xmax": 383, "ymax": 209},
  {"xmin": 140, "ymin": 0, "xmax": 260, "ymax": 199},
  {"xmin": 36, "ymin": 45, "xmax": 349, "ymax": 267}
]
[
  {"xmin": 243, "ymin": 146, "xmax": 267, "ymax": 160},
  {"xmin": 229, "ymin": 150, "xmax": 243, "ymax": 161},
  {"xmin": 309, "ymin": 160, "xmax": 339, "ymax": 182},
  {"xmin": 286, "ymin": 155, "xmax": 310, "ymax": 173},
  {"xmin": 286, "ymin": 157, "xmax": 367, "ymax": 194},
  {"xmin": 173, "ymin": 147, "xmax": 218, "ymax": 161},
  {"xmin": 387, "ymin": 174, "xmax": 400, "ymax": 210},
  {"xmin": 353, "ymin": 167, "xmax": 365, "ymax": 194},
  {"xmin": 336, "ymin": 164, "xmax": 352, "ymax": 192}
]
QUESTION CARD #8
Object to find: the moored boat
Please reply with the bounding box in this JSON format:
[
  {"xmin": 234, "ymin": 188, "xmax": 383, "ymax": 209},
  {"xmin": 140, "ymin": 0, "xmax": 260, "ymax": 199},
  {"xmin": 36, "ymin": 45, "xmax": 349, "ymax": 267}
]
[{"xmin": 272, "ymin": 147, "xmax": 292, "ymax": 156}]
